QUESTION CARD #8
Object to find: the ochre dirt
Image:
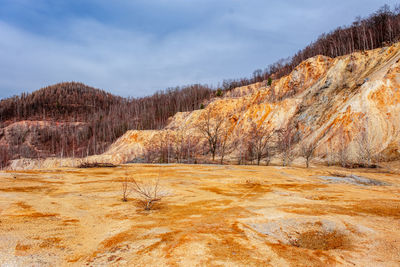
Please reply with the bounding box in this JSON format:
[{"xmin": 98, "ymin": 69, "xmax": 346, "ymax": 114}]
[{"xmin": 0, "ymin": 164, "xmax": 400, "ymax": 266}]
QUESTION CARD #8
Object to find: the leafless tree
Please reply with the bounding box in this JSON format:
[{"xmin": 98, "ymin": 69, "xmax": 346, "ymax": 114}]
[
  {"xmin": 219, "ymin": 127, "xmax": 231, "ymax": 164},
  {"xmin": 277, "ymin": 125, "xmax": 298, "ymax": 166},
  {"xmin": 301, "ymin": 141, "xmax": 317, "ymax": 168},
  {"xmin": 247, "ymin": 123, "xmax": 274, "ymax": 165},
  {"xmin": 197, "ymin": 109, "xmax": 225, "ymax": 161},
  {"xmin": 171, "ymin": 131, "xmax": 200, "ymax": 163},
  {"xmin": 232, "ymin": 126, "xmax": 247, "ymax": 165},
  {"xmin": 144, "ymin": 131, "xmax": 174, "ymax": 163}
]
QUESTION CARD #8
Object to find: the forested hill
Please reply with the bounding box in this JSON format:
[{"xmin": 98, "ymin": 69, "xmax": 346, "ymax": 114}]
[
  {"xmin": 0, "ymin": 82, "xmax": 123, "ymax": 122},
  {"xmin": 0, "ymin": 82, "xmax": 213, "ymax": 167},
  {"xmin": 0, "ymin": 82, "xmax": 212, "ymax": 127}
]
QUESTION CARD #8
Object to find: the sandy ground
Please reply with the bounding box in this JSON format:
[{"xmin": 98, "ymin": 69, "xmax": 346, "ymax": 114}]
[{"xmin": 0, "ymin": 164, "xmax": 399, "ymax": 266}]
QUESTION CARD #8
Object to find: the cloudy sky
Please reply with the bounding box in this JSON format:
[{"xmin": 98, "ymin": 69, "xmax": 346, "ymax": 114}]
[{"xmin": 0, "ymin": 0, "xmax": 396, "ymax": 99}]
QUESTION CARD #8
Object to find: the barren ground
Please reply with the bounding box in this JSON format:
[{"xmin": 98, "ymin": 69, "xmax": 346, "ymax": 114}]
[{"xmin": 0, "ymin": 164, "xmax": 399, "ymax": 266}]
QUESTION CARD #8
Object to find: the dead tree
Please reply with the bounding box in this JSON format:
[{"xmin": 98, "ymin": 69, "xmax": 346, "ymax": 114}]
[
  {"xmin": 247, "ymin": 123, "xmax": 274, "ymax": 165},
  {"xmin": 232, "ymin": 126, "xmax": 247, "ymax": 165},
  {"xmin": 144, "ymin": 131, "xmax": 173, "ymax": 163},
  {"xmin": 171, "ymin": 131, "xmax": 199, "ymax": 163},
  {"xmin": 197, "ymin": 109, "xmax": 225, "ymax": 161},
  {"xmin": 277, "ymin": 125, "xmax": 297, "ymax": 166},
  {"xmin": 301, "ymin": 141, "xmax": 317, "ymax": 168},
  {"xmin": 219, "ymin": 128, "xmax": 230, "ymax": 164}
]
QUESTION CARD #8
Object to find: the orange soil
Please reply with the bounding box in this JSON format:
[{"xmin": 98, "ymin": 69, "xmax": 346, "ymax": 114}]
[{"xmin": 0, "ymin": 164, "xmax": 399, "ymax": 266}]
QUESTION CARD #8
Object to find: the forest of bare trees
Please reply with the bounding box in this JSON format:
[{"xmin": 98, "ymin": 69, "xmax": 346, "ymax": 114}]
[{"xmin": 0, "ymin": 82, "xmax": 213, "ymax": 166}]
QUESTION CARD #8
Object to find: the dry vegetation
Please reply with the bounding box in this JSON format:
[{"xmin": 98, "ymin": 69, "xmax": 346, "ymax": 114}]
[{"xmin": 120, "ymin": 173, "xmax": 169, "ymax": 210}]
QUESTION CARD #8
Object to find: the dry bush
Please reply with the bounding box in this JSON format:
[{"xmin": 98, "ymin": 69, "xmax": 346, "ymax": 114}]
[
  {"xmin": 130, "ymin": 178, "xmax": 169, "ymax": 210},
  {"xmin": 121, "ymin": 176, "xmax": 131, "ymax": 202}
]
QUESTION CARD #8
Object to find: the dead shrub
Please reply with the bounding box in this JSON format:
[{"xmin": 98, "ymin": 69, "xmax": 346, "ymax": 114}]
[
  {"xmin": 130, "ymin": 178, "xmax": 169, "ymax": 210},
  {"xmin": 121, "ymin": 176, "xmax": 131, "ymax": 202}
]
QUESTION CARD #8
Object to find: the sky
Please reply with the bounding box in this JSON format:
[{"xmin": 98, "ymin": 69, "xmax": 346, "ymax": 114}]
[{"xmin": 0, "ymin": 0, "xmax": 397, "ymax": 99}]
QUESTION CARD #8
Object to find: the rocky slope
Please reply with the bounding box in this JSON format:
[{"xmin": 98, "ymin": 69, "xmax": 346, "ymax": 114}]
[{"xmin": 10, "ymin": 44, "xmax": 400, "ymax": 169}]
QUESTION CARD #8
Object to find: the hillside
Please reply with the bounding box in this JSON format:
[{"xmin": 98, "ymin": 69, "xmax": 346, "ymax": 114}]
[
  {"xmin": 100, "ymin": 43, "xmax": 400, "ymax": 166},
  {"xmin": 0, "ymin": 82, "xmax": 123, "ymax": 122},
  {"xmin": 10, "ymin": 43, "xmax": 400, "ymax": 169},
  {"xmin": 0, "ymin": 83, "xmax": 213, "ymax": 167}
]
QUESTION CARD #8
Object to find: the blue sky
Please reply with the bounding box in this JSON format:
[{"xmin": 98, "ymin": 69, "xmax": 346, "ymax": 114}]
[{"xmin": 0, "ymin": 0, "xmax": 397, "ymax": 98}]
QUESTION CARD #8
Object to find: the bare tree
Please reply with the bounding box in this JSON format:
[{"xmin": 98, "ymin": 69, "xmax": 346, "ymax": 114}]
[
  {"xmin": 232, "ymin": 126, "xmax": 247, "ymax": 165},
  {"xmin": 219, "ymin": 127, "xmax": 231, "ymax": 164},
  {"xmin": 301, "ymin": 141, "xmax": 317, "ymax": 168},
  {"xmin": 247, "ymin": 123, "xmax": 274, "ymax": 165},
  {"xmin": 144, "ymin": 131, "xmax": 173, "ymax": 163},
  {"xmin": 171, "ymin": 131, "xmax": 200, "ymax": 163},
  {"xmin": 197, "ymin": 109, "xmax": 225, "ymax": 161},
  {"xmin": 277, "ymin": 125, "xmax": 298, "ymax": 166}
]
